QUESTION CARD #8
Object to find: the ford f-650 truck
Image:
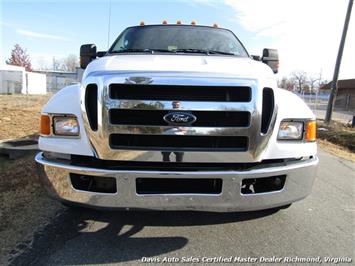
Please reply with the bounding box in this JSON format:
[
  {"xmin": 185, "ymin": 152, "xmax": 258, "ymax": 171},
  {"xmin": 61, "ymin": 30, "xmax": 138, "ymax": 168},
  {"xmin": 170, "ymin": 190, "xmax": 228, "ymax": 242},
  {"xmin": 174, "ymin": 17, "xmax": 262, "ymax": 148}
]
[{"xmin": 36, "ymin": 22, "xmax": 318, "ymax": 212}]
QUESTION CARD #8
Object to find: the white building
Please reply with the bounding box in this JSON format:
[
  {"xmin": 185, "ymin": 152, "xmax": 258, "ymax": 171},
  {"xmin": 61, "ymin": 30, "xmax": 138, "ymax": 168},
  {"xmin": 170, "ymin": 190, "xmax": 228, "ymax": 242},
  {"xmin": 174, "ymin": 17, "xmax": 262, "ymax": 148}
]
[
  {"xmin": 0, "ymin": 65, "xmax": 47, "ymax": 94},
  {"xmin": 34, "ymin": 68, "xmax": 83, "ymax": 92}
]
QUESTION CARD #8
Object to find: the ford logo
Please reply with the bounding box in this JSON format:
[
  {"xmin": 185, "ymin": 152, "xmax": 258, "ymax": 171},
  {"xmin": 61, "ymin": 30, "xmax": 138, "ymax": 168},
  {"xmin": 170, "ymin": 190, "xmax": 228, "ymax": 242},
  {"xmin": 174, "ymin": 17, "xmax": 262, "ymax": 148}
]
[{"xmin": 163, "ymin": 112, "xmax": 197, "ymax": 125}]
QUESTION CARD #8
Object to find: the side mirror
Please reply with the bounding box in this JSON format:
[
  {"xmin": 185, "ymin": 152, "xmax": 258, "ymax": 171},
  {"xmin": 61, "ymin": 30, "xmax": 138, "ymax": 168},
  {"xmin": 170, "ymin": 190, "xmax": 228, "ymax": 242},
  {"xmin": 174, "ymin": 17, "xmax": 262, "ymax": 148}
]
[
  {"xmin": 262, "ymin": 48, "xmax": 279, "ymax": 74},
  {"xmin": 80, "ymin": 44, "xmax": 97, "ymax": 69}
]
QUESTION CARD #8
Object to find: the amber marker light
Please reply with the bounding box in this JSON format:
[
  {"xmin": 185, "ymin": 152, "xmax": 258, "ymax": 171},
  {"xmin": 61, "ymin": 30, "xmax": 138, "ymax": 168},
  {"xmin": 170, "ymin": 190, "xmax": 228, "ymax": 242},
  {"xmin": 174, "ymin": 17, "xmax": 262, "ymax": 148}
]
[
  {"xmin": 213, "ymin": 23, "xmax": 219, "ymax": 28},
  {"xmin": 40, "ymin": 114, "xmax": 51, "ymax": 136},
  {"xmin": 176, "ymin": 20, "xmax": 182, "ymax": 24},
  {"xmin": 139, "ymin": 21, "xmax": 145, "ymax": 26},
  {"xmin": 305, "ymin": 121, "xmax": 316, "ymax": 142},
  {"xmin": 191, "ymin": 20, "xmax": 197, "ymax": 25},
  {"xmin": 162, "ymin": 20, "xmax": 168, "ymax": 24}
]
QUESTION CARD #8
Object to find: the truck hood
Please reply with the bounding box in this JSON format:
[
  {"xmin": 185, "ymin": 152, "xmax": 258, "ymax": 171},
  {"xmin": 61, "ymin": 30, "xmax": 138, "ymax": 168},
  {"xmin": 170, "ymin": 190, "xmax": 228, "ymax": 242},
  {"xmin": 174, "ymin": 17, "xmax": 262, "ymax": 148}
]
[{"xmin": 83, "ymin": 54, "xmax": 275, "ymax": 80}]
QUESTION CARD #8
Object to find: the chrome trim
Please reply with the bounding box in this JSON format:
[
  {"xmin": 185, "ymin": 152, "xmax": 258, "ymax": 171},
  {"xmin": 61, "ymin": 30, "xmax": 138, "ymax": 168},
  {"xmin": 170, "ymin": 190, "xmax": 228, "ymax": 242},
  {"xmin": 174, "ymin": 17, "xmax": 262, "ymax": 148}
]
[
  {"xmin": 36, "ymin": 152, "xmax": 318, "ymax": 212},
  {"xmin": 81, "ymin": 72, "xmax": 277, "ymax": 162},
  {"xmin": 108, "ymin": 125, "xmax": 252, "ymax": 136},
  {"xmin": 106, "ymin": 100, "xmax": 254, "ymax": 111}
]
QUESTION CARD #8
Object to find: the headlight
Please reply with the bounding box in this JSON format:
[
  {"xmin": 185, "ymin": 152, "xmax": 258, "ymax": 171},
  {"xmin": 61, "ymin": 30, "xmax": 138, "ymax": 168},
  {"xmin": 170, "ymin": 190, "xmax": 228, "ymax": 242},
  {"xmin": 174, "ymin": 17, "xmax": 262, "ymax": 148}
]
[
  {"xmin": 277, "ymin": 121, "xmax": 303, "ymax": 140},
  {"xmin": 53, "ymin": 116, "xmax": 79, "ymax": 136}
]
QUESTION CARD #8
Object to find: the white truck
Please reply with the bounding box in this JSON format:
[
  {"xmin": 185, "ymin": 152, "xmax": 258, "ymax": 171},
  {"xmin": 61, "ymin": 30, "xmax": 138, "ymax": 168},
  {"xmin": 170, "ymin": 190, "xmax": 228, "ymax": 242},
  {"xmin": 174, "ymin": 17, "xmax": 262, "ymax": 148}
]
[{"xmin": 36, "ymin": 22, "xmax": 318, "ymax": 212}]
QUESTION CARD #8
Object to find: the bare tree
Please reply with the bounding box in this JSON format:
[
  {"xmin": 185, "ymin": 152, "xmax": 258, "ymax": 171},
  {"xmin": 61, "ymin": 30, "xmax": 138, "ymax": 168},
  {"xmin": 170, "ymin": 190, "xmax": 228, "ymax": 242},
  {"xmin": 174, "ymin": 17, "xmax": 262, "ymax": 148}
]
[
  {"xmin": 291, "ymin": 71, "xmax": 308, "ymax": 93},
  {"xmin": 52, "ymin": 57, "xmax": 61, "ymax": 71},
  {"xmin": 278, "ymin": 76, "xmax": 295, "ymax": 91},
  {"xmin": 6, "ymin": 44, "xmax": 32, "ymax": 71},
  {"xmin": 62, "ymin": 54, "xmax": 78, "ymax": 72},
  {"xmin": 308, "ymin": 76, "xmax": 320, "ymax": 93}
]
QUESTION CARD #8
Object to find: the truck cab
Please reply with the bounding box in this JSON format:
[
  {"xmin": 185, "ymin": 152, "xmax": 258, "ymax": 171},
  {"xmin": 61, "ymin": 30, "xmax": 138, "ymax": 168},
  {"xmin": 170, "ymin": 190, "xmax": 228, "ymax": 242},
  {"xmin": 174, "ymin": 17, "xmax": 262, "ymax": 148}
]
[{"xmin": 36, "ymin": 23, "xmax": 318, "ymax": 212}]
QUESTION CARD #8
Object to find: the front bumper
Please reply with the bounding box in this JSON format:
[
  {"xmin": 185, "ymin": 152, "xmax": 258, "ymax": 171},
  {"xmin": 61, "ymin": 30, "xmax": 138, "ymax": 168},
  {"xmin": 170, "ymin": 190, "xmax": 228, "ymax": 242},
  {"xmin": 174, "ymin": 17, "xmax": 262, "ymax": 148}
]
[{"xmin": 35, "ymin": 152, "xmax": 318, "ymax": 212}]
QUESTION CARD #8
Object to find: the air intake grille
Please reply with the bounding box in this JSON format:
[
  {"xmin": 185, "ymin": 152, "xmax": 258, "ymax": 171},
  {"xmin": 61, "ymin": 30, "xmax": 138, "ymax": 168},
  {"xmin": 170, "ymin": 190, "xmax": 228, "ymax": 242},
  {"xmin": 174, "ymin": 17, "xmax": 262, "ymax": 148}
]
[
  {"xmin": 85, "ymin": 84, "xmax": 98, "ymax": 131},
  {"xmin": 82, "ymin": 79, "xmax": 277, "ymax": 162},
  {"xmin": 110, "ymin": 134, "xmax": 248, "ymax": 151},
  {"xmin": 136, "ymin": 178, "xmax": 222, "ymax": 194},
  {"xmin": 261, "ymin": 88, "xmax": 274, "ymax": 134},
  {"xmin": 109, "ymin": 84, "xmax": 251, "ymax": 102}
]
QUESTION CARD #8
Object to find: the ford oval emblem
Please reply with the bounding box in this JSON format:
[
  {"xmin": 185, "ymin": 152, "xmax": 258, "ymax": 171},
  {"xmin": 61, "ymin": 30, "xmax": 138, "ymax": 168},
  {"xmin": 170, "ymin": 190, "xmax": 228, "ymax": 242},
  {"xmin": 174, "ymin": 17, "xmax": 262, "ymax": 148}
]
[{"xmin": 163, "ymin": 112, "xmax": 197, "ymax": 125}]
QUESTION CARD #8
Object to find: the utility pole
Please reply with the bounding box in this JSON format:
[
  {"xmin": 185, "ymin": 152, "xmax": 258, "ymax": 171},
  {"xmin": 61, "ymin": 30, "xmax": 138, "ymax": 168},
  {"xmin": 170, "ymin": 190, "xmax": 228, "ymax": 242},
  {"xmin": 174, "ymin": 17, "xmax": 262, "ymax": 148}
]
[{"xmin": 325, "ymin": 0, "xmax": 353, "ymax": 123}]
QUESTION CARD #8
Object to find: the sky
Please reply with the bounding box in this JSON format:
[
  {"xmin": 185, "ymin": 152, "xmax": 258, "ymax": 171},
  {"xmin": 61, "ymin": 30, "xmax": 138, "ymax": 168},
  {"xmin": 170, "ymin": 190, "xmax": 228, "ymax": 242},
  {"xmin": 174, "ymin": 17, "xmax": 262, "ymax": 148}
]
[{"xmin": 0, "ymin": 0, "xmax": 354, "ymax": 80}]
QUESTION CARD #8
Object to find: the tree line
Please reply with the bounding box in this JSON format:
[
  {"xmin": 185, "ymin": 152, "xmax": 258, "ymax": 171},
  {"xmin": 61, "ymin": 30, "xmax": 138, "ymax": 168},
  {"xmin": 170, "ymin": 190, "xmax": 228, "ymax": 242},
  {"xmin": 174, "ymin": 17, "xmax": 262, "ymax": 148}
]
[
  {"xmin": 278, "ymin": 71, "xmax": 329, "ymax": 93},
  {"xmin": 5, "ymin": 44, "xmax": 79, "ymax": 72}
]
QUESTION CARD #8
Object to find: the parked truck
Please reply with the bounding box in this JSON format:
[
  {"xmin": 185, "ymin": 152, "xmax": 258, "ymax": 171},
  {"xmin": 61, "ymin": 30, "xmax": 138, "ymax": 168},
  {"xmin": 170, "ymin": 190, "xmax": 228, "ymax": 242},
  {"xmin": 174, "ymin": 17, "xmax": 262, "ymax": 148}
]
[{"xmin": 36, "ymin": 22, "xmax": 318, "ymax": 212}]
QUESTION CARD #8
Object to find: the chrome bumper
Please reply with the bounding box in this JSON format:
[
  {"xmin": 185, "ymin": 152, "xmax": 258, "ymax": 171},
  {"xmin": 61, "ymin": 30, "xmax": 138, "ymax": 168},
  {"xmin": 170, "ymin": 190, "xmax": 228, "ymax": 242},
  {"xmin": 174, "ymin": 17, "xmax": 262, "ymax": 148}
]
[{"xmin": 35, "ymin": 152, "xmax": 318, "ymax": 212}]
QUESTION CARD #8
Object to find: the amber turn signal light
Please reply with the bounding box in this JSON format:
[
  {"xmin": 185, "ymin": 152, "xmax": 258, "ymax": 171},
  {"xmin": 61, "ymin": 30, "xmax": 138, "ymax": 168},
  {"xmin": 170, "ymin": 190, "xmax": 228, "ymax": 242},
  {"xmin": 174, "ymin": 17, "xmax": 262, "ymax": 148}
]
[
  {"xmin": 40, "ymin": 114, "xmax": 51, "ymax": 135},
  {"xmin": 305, "ymin": 121, "xmax": 316, "ymax": 142}
]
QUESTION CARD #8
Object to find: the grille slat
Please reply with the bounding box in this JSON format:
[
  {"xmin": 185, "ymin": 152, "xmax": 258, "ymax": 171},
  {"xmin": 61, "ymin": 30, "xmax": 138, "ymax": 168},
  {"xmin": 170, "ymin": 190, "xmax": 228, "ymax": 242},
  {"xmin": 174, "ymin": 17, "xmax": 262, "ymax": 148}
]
[
  {"xmin": 110, "ymin": 134, "xmax": 248, "ymax": 151},
  {"xmin": 109, "ymin": 109, "xmax": 250, "ymax": 127},
  {"xmin": 110, "ymin": 84, "xmax": 251, "ymax": 102}
]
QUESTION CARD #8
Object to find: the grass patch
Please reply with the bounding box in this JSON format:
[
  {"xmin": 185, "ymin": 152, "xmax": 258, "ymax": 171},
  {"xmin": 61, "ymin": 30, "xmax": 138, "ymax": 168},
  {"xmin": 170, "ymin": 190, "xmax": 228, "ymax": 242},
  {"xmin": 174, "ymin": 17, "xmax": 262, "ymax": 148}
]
[{"xmin": 317, "ymin": 120, "xmax": 355, "ymax": 153}]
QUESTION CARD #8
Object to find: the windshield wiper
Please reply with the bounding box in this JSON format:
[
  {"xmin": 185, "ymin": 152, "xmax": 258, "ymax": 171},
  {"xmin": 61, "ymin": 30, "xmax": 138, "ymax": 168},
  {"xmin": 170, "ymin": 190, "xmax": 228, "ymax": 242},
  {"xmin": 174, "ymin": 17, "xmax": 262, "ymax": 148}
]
[
  {"xmin": 111, "ymin": 48, "xmax": 172, "ymax": 54},
  {"xmin": 110, "ymin": 48, "xmax": 236, "ymax": 56},
  {"xmin": 207, "ymin": 50, "xmax": 236, "ymax": 56},
  {"xmin": 173, "ymin": 49, "xmax": 236, "ymax": 56},
  {"xmin": 173, "ymin": 48, "xmax": 209, "ymax": 55}
]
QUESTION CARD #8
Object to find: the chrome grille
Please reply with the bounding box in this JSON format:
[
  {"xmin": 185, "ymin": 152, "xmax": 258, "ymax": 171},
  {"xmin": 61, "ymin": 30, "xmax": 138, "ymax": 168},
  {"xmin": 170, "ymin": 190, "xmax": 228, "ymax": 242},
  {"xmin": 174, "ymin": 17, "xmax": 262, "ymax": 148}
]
[{"xmin": 81, "ymin": 73, "xmax": 276, "ymax": 163}]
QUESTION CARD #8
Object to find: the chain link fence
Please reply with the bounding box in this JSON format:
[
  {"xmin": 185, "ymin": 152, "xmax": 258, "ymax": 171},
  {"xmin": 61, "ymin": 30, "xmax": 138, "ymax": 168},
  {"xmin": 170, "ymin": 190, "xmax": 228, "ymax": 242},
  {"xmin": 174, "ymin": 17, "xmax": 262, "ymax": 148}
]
[{"xmin": 296, "ymin": 92, "xmax": 354, "ymax": 124}]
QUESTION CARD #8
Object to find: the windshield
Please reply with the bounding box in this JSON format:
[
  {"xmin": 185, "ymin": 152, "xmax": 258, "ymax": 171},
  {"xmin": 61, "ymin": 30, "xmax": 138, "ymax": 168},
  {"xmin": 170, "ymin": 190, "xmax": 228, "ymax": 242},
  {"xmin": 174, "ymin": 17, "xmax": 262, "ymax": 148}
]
[{"xmin": 109, "ymin": 25, "xmax": 249, "ymax": 57}]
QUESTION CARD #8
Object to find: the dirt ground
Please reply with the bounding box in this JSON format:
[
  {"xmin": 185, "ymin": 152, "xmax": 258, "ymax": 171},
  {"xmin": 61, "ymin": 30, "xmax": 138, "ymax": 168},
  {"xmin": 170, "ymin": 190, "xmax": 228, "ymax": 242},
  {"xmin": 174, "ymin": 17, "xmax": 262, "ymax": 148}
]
[
  {"xmin": 0, "ymin": 94, "xmax": 51, "ymax": 140},
  {"xmin": 0, "ymin": 94, "xmax": 63, "ymax": 264},
  {"xmin": 0, "ymin": 154, "xmax": 62, "ymax": 264}
]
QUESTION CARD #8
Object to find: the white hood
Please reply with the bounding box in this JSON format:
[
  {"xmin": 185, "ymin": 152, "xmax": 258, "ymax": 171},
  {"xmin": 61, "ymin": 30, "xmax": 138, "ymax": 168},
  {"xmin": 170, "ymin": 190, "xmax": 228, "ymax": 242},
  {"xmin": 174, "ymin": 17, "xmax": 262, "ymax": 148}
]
[{"xmin": 83, "ymin": 54, "xmax": 274, "ymax": 80}]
